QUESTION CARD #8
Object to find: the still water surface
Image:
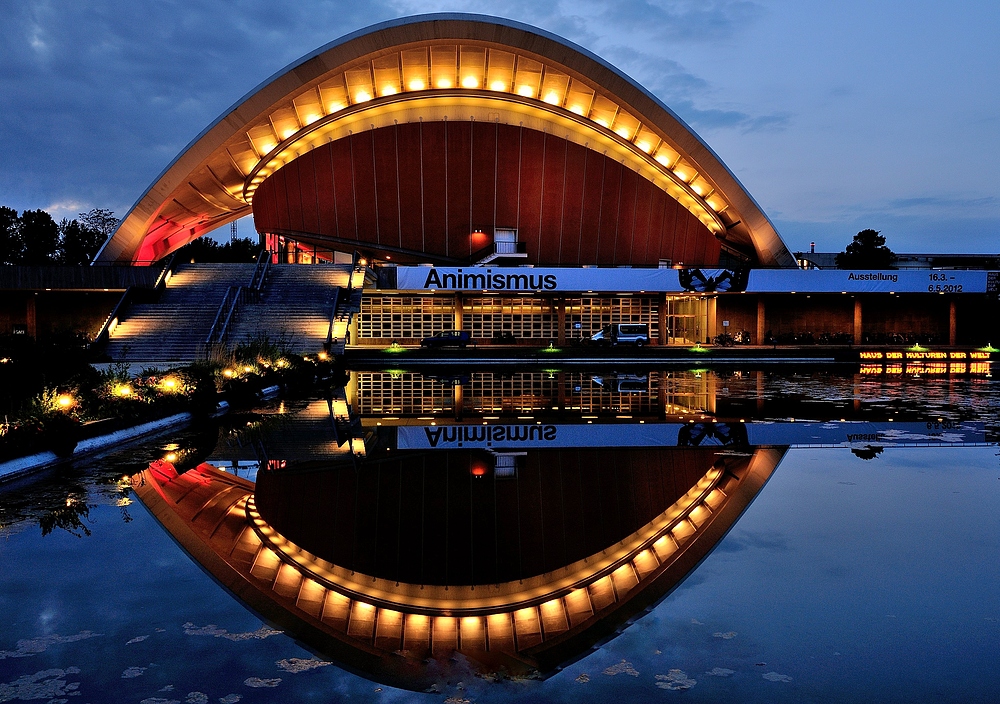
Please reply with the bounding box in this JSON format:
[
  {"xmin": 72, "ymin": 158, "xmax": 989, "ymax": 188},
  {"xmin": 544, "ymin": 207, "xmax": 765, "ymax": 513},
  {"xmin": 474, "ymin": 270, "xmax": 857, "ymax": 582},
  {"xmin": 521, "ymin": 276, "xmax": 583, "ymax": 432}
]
[{"xmin": 1, "ymin": 370, "xmax": 997, "ymax": 703}]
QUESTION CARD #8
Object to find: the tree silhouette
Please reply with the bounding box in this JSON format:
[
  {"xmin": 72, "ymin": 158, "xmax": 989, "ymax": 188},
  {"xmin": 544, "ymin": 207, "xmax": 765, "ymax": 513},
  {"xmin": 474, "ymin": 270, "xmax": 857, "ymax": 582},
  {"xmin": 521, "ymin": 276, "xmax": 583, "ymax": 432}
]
[
  {"xmin": 19, "ymin": 209, "xmax": 60, "ymax": 265},
  {"xmin": 58, "ymin": 218, "xmax": 106, "ymax": 264},
  {"xmin": 836, "ymin": 229, "xmax": 897, "ymax": 269},
  {"xmin": 0, "ymin": 206, "xmax": 23, "ymax": 264}
]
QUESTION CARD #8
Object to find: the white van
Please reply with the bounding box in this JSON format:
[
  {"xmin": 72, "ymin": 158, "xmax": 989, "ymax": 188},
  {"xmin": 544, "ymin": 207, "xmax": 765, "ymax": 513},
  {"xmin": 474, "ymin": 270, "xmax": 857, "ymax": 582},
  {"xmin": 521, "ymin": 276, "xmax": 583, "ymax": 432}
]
[{"xmin": 590, "ymin": 323, "xmax": 651, "ymax": 347}]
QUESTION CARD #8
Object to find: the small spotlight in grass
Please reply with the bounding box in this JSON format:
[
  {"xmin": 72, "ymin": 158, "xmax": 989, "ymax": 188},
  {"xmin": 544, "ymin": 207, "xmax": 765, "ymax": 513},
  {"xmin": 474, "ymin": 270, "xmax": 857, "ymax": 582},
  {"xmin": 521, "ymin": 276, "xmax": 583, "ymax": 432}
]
[
  {"xmin": 690, "ymin": 343, "xmax": 710, "ymax": 353},
  {"xmin": 164, "ymin": 452, "xmax": 178, "ymax": 463},
  {"xmin": 317, "ymin": 351, "xmax": 329, "ymax": 361},
  {"xmin": 115, "ymin": 384, "xmax": 133, "ymax": 398},
  {"xmin": 222, "ymin": 369, "xmax": 235, "ymax": 378},
  {"xmin": 978, "ymin": 343, "xmax": 998, "ymax": 353},
  {"xmin": 57, "ymin": 394, "xmax": 74, "ymax": 409}
]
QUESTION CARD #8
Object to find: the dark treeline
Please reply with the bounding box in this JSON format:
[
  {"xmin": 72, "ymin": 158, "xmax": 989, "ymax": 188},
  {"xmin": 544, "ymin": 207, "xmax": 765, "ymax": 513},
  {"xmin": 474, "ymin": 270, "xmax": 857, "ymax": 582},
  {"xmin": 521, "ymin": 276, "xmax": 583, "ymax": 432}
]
[
  {"xmin": 0, "ymin": 206, "xmax": 118, "ymax": 265},
  {"xmin": 176, "ymin": 235, "xmax": 264, "ymax": 263}
]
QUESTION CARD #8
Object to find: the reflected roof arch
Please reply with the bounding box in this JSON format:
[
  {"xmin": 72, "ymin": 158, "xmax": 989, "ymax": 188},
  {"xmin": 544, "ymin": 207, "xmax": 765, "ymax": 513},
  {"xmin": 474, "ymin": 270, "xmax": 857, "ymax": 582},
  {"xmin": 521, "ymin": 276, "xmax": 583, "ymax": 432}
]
[{"xmin": 96, "ymin": 13, "xmax": 794, "ymax": 267}]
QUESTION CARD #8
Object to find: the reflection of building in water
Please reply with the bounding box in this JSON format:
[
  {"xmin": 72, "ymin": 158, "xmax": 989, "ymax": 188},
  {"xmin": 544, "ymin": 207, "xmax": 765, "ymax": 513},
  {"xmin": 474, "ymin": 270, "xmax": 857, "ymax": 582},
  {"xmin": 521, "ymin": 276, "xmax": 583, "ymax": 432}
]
[
  {"xmin": 133, "ymin": 443, "xmax": 784, "ymax": 690},
  {"xmin": 351, "ymin": 370, "xmax": 714, "ymax": 418}
]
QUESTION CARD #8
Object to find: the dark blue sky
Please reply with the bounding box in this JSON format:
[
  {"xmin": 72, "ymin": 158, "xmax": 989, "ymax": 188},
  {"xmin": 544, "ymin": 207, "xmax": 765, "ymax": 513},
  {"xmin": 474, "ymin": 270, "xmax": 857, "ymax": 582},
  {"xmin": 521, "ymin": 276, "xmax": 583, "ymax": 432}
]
[{"xmin": 2, "ymin": 0, "xmax": 998, "ymax": 254}]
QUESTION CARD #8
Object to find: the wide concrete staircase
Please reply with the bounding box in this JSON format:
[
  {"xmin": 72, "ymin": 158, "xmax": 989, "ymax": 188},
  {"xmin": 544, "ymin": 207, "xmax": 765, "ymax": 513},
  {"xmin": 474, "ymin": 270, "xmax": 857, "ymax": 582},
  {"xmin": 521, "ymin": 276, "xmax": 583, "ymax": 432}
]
[
  {"xmin": 229, "ymin": 264, "xmax": 353, "ymax": 355},
  {"xmin": 105, "ymin": 263, "xmax": 254, "ymax": 363}
]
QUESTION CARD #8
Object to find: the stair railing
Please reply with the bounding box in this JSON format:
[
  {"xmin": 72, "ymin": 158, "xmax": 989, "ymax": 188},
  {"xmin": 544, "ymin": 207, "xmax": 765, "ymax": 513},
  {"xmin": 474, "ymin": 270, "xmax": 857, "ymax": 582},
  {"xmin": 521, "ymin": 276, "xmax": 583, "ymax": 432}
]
[
  {"xmin": 325, "ymin": 286, "xmax": 342, "ymax": 348},
  {"xmin": 92, "ymin": 286, "xmax": 134, "ymax": 350},
  {"xmin": 91, "ymin": 252, "xmax": 180, "ymax": 351},
  {"xmin": 247, "ymin": 249, "xmax": 271, "ymax": 302},
  {"xmin": 206, "ymin": 286, "xmax": 239, "ymax": 346}
]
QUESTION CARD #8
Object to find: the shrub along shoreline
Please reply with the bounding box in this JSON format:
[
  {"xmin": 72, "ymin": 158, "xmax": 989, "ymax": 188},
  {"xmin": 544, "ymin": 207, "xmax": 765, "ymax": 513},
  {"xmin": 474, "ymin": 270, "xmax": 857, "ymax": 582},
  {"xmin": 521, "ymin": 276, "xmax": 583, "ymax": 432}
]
[{"xmin": 0, "ymin": 338, "xmax": 341, "ymax": 478}]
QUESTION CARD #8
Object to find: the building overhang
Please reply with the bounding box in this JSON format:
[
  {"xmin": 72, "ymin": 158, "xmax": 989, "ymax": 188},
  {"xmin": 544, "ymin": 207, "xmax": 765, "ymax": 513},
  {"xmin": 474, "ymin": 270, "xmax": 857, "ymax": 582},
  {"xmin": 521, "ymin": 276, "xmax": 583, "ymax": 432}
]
[{"xmin": 96, "ymin": 14, "xmax": 795, "ymax": 267}]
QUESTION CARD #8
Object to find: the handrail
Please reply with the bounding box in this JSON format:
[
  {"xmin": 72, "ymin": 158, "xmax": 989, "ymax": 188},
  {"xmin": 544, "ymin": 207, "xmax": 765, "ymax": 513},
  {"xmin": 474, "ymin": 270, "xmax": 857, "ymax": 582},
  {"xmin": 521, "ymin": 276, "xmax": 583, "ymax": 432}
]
[
  {"xmin": 326, "ymin": 286, "xmax": 342, "ymax": 348},
  {"xmin": 152, "ymin": 252, "xmax": 180, "ymax": 291},
  {"xmin": 92, "ymin": 285, "xmax": 135, "ymax": 349},
  {"xmin": 93, "ymin": 253, "xmax": 181, "ymax": 349},
  {"xmin": 206, "ymin": 286, "xmax": 237, "ymax": 345},
  {"xmin": 247, "ymin": 249, "xmax": 270, "ymax": 300},
  {"xmin": 217, "ymin": 287, "xmax": 244, "ymax": 346}
]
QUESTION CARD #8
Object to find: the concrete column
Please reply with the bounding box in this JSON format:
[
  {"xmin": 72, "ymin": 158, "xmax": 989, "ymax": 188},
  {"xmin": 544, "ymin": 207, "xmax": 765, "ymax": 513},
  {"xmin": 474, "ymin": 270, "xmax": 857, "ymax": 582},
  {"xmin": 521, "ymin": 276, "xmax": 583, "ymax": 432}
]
[
  {"xmin": 659, "ymin": 293, "xmax": 668, "ymax": 346},
  {"xmin": 949, "ymin": 300, "xmax": 957, "ymax": 346},
  {"xmin": 707, "ymin": 297, "xmax": 717, "ymax": 343},
  {"xmin": 658, "ymin": 377, "xmax": 668, "ymax": 419},
  {"xmin": 756, "ymin": 297, "xmax": 765, "ymax": 346},
  {"xmin": 348, "ymin": 311, "xmax": 359, "ymax": 348},
  {"xmin": 454, "ymin": 383, "xmax": 464, "ymax": 421},
  {"xmin": 853, "ymin": 299, "xmax": 863, "ymax": 344},
  {"xmin": 555, "ymin": 297, "xmax": 566, "ymax": 345},
  {"xmin": 26, "ymin": 294, "xmax": 37, "ymax": 339},
  {"xmin": 454, "ymin": 294, "xmax": 464, "ymax": 332},
  {"xmin": 706, "ymin": 372, "xmax": 717, "ymax": 415}
]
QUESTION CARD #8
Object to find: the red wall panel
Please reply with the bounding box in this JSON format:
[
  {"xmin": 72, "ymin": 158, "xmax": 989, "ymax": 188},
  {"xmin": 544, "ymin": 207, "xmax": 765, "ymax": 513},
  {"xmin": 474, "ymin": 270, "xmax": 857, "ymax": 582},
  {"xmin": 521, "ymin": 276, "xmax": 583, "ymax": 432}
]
[
  {"xmin": 579, "ymin": 151, "xmax": 605, "ymax": 263},
  {"xmin": 312, "ymin": 146, "xmax": 336, "ymax": 238},
  {"xmin": 494, "ymin": 125, "xmax": 521, "ymax": 228},
  {"xmin": 516, "ymin": 128, "xmax": 545, "ymax": 260},
  {"xmin": 559, "ymin": 141, "xmax": 587, "ymax": 264},
  {"xmin": 373, "ymin": 126, "xmax": 401, "ymax": 249},
  {"xmin": 421, "ymin": 122, "xmax": 448, "ymax": 255},
  {"xmin": 330, "ymin": 138, "xmax": 357, "ymax": 242},
  {"xmin": 297, "ymin": 150, "xmax": 320, "ymax": 235},
  {"xmin": 253, "ymin": 121, "xmax": 721, "ymax": 266},
  {"xmin": 614, "ymin": 168, "xmax": 638, "ymax": 265},
  {"xmin": 350, "ymin": 132, "xmax": 378, "ymax": 245},
  {"xmin": 596, "ymin": 160, "xmax": 621, "ymax": 264},
  {"xmin": 538, "ymin": 134, "xmax": 566, "ymax": 263},
  {"xmin": 446, "ymin": 121, "xmax": 473, "ymax": 257},
  {"xmin": 631, "ymin": 176, "xmax": 653, "ymax": 265},
  {"xmin": 470, "ymin": 121, "xmax": 497, "ymax": 239},
  {"xmin": 396, "ymin": 122, "xmax": 424, "ymax": 252}
]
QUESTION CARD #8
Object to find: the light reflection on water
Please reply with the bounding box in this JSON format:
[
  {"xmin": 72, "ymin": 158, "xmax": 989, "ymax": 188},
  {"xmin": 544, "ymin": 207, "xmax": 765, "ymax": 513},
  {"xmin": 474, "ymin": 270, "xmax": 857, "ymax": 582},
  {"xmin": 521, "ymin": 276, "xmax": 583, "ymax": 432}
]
[{"xmin": 0, "ymin": 370, "xmax": 997, "ymax": 702}]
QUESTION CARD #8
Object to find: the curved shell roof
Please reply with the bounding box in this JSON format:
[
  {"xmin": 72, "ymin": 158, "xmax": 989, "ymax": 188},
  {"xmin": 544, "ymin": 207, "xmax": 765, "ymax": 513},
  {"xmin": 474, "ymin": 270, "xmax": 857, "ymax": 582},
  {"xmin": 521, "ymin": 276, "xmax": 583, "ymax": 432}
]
[{"xmin": 96, "ymin": 13, "xmax": 794, "ymax": 266}]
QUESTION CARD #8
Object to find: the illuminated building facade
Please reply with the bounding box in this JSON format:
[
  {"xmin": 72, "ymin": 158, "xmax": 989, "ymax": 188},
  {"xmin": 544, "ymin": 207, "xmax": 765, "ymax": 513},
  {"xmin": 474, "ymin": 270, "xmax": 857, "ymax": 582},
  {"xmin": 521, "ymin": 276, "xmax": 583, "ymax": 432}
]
[{"xmin": 95, "ymin": 14, "xmax": 793, "ymax": 269}]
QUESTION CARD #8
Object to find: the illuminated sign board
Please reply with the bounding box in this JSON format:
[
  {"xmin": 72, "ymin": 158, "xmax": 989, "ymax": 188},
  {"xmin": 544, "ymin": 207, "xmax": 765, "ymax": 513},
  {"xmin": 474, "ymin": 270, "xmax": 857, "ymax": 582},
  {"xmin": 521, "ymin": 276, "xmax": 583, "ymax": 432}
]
[{"xmin": 393, "ymin": 266, "xmax": 998, "ymax": 294}]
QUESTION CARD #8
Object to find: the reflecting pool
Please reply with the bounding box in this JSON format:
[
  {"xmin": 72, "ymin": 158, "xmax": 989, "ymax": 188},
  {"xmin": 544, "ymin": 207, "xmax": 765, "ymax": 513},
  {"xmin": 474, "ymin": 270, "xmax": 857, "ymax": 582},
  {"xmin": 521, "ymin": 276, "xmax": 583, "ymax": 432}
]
[{"xmin": 1, "ymin": 369, "xmax": 998, "ymax": 702}]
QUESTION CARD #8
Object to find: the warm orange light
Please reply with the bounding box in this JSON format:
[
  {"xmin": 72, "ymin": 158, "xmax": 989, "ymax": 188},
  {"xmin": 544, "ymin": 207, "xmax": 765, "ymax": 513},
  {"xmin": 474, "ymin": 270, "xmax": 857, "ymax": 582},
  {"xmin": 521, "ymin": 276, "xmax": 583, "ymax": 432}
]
[
  {"xmin": 516, "ymin": 84, "xmax": 535, "ymax": 97},
  {"xmin": 380, "ymin": 85, "xmax": 397, "ymax": 96},
  {"xmin": 165, "ymin": 452, "xmax": 178, "ymax": 463},
  {"xmin": 317, "ymin": 351, "xmax": 329, "ymax": 361},
  {"xmin": 304, "ymin": 113, "xmax": 321, "ymax": 124},
  {"xmin": 568, "ymin": 104, "xmax": 585, "ymax": 115},
  {"xmin": 542, "ymin": 91, "xmax": 561, "ymax": 105},
  {"xmin": 489, "ymin": 80, "xmax": 506, "ymax": 91},
  {"xmin": 57, "ymin": 394, "xmax": 74, "ymax": 409},
  {"xmin": 259, "ymin": 142, "xmax": 276, "ymax": 155},
  {"xmin": 222, "ymin": 369, "xmax": 235, "ymax": 378},
  {"xmin": 116, "ymin": 384, "xmax": 133, "ymax": 398},
  {"xmin": 614, "ymin": 127, "xmax": 632, "ymax": 139},
  {"xmin": 436, "ymin": 78, "xmax": 452, "ymax": 88},
  {"xmin": 593, "ymin": 117, "xmax": 609, "ymax": 128},
  {"xmin": 354, "ymin": 90, "xmax": 372, "ymax": 103},
  {"xmin": 281, "ymin": 128, "xmax": 296, "ymax": 139},
  {"xmin": 460, "ymin": 76, "xmax": 479, "ymax": 88},
  {"xmin": 408, "ymin": 79, "xmax": 425, "ymax": 91},
  {"xmin": 242, "ymin": 365, "xmax": 254, "ymax": 373},
  {"xmin": 328, "ymin": 102, "xmax": 346, "ymax": 113},
  {"xmin": 636, "ymin": 140, "xmax": 651, "ymax": 153}
]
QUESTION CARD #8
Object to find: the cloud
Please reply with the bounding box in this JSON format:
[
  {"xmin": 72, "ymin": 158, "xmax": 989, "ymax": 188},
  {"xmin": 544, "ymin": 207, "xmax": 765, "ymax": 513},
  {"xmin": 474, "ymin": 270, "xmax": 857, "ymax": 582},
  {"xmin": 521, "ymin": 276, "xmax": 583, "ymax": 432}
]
[{"xmin": 0, "ymin": 0, "xmax": 400, "ymax": 213}]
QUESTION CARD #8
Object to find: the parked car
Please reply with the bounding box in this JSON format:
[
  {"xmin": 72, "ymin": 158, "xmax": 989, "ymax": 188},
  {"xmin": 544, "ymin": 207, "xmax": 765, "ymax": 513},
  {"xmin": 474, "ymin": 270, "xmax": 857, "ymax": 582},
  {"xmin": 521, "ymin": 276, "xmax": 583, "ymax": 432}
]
[
  {"xmin": 420, "ymin": 330, "xmax": 471, "ymax": 348},
  {"xmin": 590, "ymin": 323, "xmax": 651, "ymax": 347}
]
